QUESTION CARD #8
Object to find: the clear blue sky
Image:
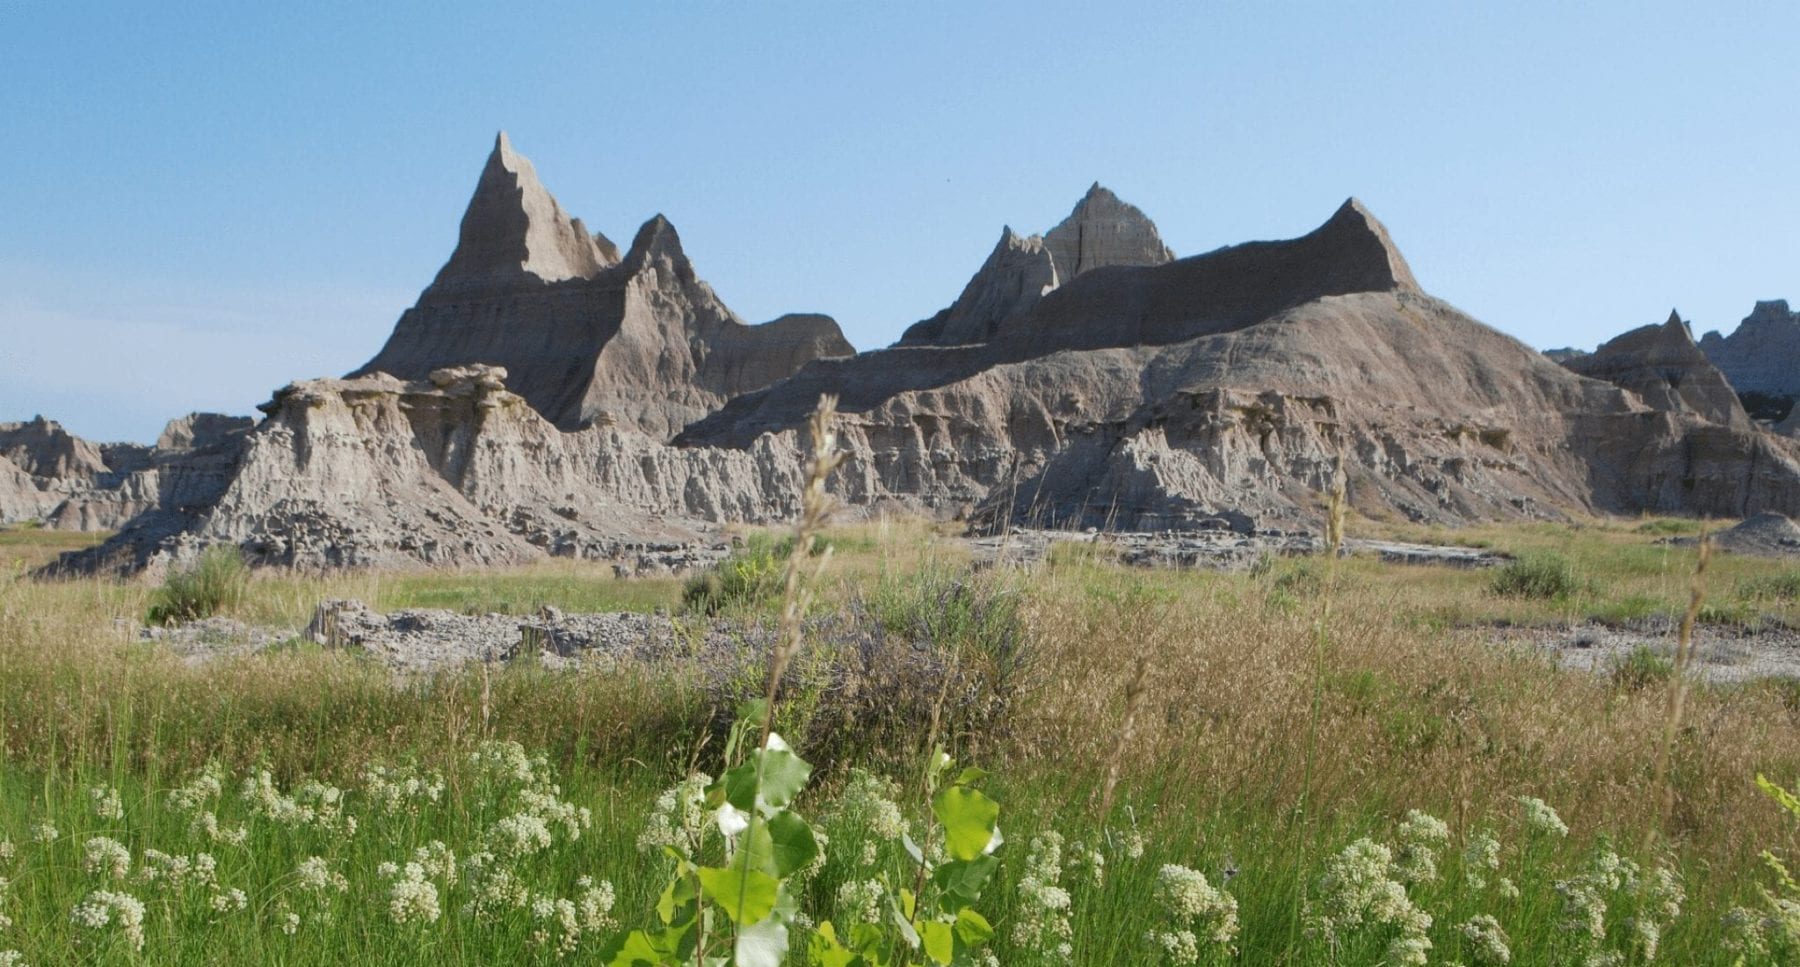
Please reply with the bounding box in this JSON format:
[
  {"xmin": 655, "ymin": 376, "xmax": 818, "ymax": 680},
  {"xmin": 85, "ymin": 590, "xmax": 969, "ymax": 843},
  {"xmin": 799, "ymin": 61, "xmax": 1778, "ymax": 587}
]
[{"xmin": 3, "ymin": 1, "xmax": 1795, "ymax": 442}]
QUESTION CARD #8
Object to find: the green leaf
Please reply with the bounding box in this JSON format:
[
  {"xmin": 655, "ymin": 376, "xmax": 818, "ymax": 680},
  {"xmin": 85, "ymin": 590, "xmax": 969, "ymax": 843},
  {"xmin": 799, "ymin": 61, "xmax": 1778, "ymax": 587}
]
[
  {"xmin": 931, "ymin": 855, "xmax": 999, "ymax": 905},
  {"xmin": 809, "ymin": 922, "xmax": 857, "ymax": 967},
  {"xmin": 656, "ymin": 873, "xmax": 696, "ymax": 925},
  {"xmin": 932, "ymin": 786, "xmax": 1000, "ymax": 861},
  {"xmin": 953, "ymin": 766, "xmax": 989, "ymax": 786},
  {"xmin": 764, "ymin": 808, "xmax": 819, "ymax": 877},
  {"xmin": 721, "ymin": 760, "xmax": 761, "ymax": 812},
  {"xmin": 954, "ymin": 908, "xmax": 994, "ymax": 946},
  {"xmin": 605, "ymin": 927, "xmax": 686, "ymax": 966},
  {"xmin": 736, "ymin": 916, "xmax": 790, "ymax": 967},
  {"xmin": 755, "ymin": 734, "xmax": 813, "ymax": 811},
  {"xmin": 901, "ymin": 831, "xmax": 924, "ymax": 866},
  {"xmin": 919, "ymin": 920, "xmax": 955, "ymax": 965},
  {"xmin": 697, "ymin": 862, "xmax": 779, "ymax": 924},
  {"xmin": 888, "ymin": 894, "xmax": 920, "ymax": 949}
]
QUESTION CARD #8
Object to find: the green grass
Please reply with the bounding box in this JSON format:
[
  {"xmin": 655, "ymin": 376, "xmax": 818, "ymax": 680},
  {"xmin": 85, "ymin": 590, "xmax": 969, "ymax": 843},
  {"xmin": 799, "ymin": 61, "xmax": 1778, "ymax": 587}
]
[{"xmin": 3, "ymin": 515, "xmax": 1800, "ymax": 962}]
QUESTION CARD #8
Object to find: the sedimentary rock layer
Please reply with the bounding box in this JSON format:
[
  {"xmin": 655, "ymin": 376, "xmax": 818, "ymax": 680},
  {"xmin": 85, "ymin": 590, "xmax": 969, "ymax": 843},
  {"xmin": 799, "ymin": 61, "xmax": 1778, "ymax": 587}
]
[{"xmin": 1700, "ymin": 300, "xmax": 1800, "ymax": 401}]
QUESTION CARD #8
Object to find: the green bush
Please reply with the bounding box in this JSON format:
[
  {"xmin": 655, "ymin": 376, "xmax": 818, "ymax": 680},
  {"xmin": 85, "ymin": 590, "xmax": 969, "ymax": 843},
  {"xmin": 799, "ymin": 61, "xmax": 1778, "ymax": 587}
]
[
  {"xmin": 146, "ymin": 545, "xmax": 250, "ymax": 624},
  {"xmin": 681, "ymin": 534, "xmax": 791, "ymax": 615},
  {"xmin": 1488, "ymin": 553, "xmax": 1580, "ymax": 600}
]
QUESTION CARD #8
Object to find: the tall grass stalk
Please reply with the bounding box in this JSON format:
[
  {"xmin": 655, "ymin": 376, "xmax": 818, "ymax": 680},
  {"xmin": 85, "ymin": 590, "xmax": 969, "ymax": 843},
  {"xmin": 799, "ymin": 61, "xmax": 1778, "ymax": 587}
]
[{"xmin": 1649, "ymin": 531, "xmax": 1711, "ymax": 848}]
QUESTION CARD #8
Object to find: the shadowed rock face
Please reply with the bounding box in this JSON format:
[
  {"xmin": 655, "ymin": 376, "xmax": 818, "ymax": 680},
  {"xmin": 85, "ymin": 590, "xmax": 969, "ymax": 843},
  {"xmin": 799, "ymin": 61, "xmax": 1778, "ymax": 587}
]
[
  {"xmin": 1700, "ymin": 300, "xmax": 1800, "ymax": 400},
  {"xmin": 1561, "ymin": 311, "xmax": 1751, "ymax": 429},
  {"xmin": 899, "ymin": 183, "xmax": 1175, "ymax": 347},
  {"xmin": 354, "ymin": 134, "xmax": 853, "ymax": 439}
]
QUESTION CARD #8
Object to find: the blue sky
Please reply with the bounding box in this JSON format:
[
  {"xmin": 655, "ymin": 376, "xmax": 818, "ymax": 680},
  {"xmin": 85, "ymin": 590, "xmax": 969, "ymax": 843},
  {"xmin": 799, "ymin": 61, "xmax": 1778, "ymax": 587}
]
[{"xmin": 2, "ymin": 1, "xmax": 1795, "ymax": 442}]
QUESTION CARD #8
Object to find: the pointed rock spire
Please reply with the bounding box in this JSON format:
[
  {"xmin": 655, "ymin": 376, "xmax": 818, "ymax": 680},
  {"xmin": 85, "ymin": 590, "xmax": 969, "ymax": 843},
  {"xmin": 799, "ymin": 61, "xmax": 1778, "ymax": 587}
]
[
  {"xmin": 899, "ymin": 227, "xmax": 1060, "ymax": 346},
  {"xmin": 429, "ymin": 132, "xmax": 613, "ymax": 294},
  {"xmin": 1042, "ymin": 183, "xmax": 1174, "ymax": 281},
  {"xmin": 1315, "ymin": 199, "xmax": 1419, "ymax": 292},
  {"xmin": 1562, "ymin": 311, "xmax": 1748, "ymax": 429},
  {"xmin": 620, "ymin": 213, "xmax": 696, "ymax": 284}
]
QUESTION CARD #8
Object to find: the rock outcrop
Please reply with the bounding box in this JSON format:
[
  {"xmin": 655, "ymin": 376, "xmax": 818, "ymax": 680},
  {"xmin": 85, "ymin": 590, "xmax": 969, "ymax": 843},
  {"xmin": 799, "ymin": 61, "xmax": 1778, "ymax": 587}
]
[
  {"xmin": 1560, "ymin": 311, "xmax": 1751, "ymax": 430},
  {"xmin": 1699, "ymin": 300, "xmax": 1800, "ymax": 405},
  {"xmin": 683, "ymin": 200, "xmax": 1800, "ymax": 531},
  {"xmin": 56, "ymin": 366, "xmax": 820, "ymax": 575},
  {"xmin": 353, "ymin": 134, "xmax": 853, "ymax": 439},
  {"xmin": 899, "ymin": 184, "xmax": 1174, "ymax": 347},
  {"xmin": 0, "ymin": 415, "xmax": 254, "ymax": 531}
]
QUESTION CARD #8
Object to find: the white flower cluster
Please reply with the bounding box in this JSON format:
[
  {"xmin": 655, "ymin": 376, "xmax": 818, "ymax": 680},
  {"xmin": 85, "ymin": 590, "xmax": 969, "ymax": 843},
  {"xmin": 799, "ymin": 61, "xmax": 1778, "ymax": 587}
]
[
  {"xmin": 71, "ymin": 890, "xmax": 147, "ymax": 951},
  {"xmin": 636, "ymin": 773, "xmax": 714, "ymax": 857},
  {"xmin": 27, "ymin": 821, "xmax": 56, "ymax": 845},
  {"xmin": 526, "ymin": 876, "xmax": 616, "ymax": 957},
  {"xmin": 89, "ymin": 786, "xmax": 125, "ymax": 822},
  {"xmin": 1393, "ymin": 810, "xmax": 1450, "ymax": 884},
  {"xmin": 362, "ymin": 763, "xmax": 446, "ymax": 816},
  {"xmin": 1012, "ymin": 831, "xmax": 1074, "ymax": 959},
  {"xmin": 239, "ymin": 770, "xmax": 355, "ymax": 836},
  {"xmin": 0, "ymin": 875, "xmax": 12, "ymax": 932},
  {"xmin": 835, "ymin": 877, "xmax": 885, "ymax": 925},
  {"xmin": 488, "ymin": 813, "xmax": 553, "ymax": 858},
  {"xmin": 82, "ymin": 836, "xmax": 132, "ymax": 881},
  {"xmin": 462, "ymin": 853, "xmax": 530, "ymax": 921},
  {"xmin": 382, "ymin": 861, "xmax": 442, "ymax": 925},
  {"xmin": 189, "ymin": 810, "xmax": 249, "ymax": 846},
  {"xmin": 166, "ymin": 762, "xmax": 225, "ymax": 813},
  {"xmin": 209, "ymin": 887, "xmax": 248, "ymax": 914},
  {"xmin": 0, "ymin": 949, "xmax": 22, "ymax": 966},
  {"xmin": 137, "ymin": 849, "xmax": 218, "ymax": 891},
  {"xmin": 0, "ymin": 840, "xmax": 13, "ymax": 863},
  {"xmin": 1306, "ymin": 838, "xmax": 1432, "ymax": 964},
  {"xmin": 834, "ymin": 769, "xmax": 907, "ymax": 839},
  {"xmin": 1463, "ymin": 829, "xmax": 1502, "ymax": 889},
  {"xmin": 1520, "ymin": 796, "xmax": 1569, "ymax": 838},
  {"xmin": 1553, "ymin": 848, "xmax": 1680, "ymax": 961},
  {"xmin": 1459, "ymin": 913, "xmax": 1512, "ymax": 965},
  {"xmin": 295, "ymin": 855, "xmax": 349, "ymax": 894},
  {"xmin": 1146, "ymin": 863, "xmax": 1239, "ymax": 963},
  {"xmin": 1068, "ymin": 840, "xmax": 1107, "ymax": 888},
  {"xmin": 470, "ymin": 739, "xmax": 547, "ymax": 786}
]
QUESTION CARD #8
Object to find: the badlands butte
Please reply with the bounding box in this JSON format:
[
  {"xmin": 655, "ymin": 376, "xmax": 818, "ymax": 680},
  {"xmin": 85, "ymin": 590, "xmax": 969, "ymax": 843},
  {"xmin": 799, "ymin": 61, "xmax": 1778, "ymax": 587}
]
[{"xmin": 8, "ymin": 132, "xmax": 1800, "ymax": 575}]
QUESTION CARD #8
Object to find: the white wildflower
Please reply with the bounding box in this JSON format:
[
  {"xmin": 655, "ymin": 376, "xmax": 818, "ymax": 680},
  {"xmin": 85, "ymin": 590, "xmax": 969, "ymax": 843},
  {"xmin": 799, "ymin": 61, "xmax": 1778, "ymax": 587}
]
[
  {"xmin": 835, "ymin": 877, "xmax": 885, "ymax": 925},
  {"xmin": 1520, "ymin": 796, "xmax": 1569, "ymax": 838},
  {"xmin": 1154, "ymin": 863, "xmax": 1239, "ymax": 949},
  {"xmin": 167, "ymin": 762, "xmax": 225, "ymax": 813},
  {"xmin": 835, "ymin": 769, "xmax": 907, "ymax": 839},
  {"xmin": 28, "ymin": 820, "xmax": 57, "ymax": 845},
  {"xmin": 71, "ymin": 890, "xmax": 148, "ymax": 951},
  {"xmin": 470, "ymin": 739, "xmax": 543, "ymax": 786},
  {"xmin": 281, "ymin": 910, "xmax": 301, "ymax": 935},
  {"xmin": 209, "ymin": 887, "xmax": 248, "ymax": 913},
  {"xmin": 412, "ymin": 841, "xmax": 458, "ymax": 887},
  {"xmin": 1464, "ymin": 830, "xmax": 1502, "ymax": 889},
  {"xmin": 1394, "ymin": 810, "xmax": 1449, "ymax": 884},
  {"xmin": 636, "ymin": 773, "xmax": 713, "ymax": 857},
  {"xmin": 361, "ymin": 762, "xmax": 446, "ymax": 816},
  {"xmin": 1307, "ymin": 838, "xmax": 1432, "ymax": 954},
  {"xmin": 137, "ymin": 849, "xmax": 217, "ymax": 890},
  {"xmin": 385, "ymin": 862, "xmax": 441, "ymax": 925},
  {"xmin": 1387, "ymin": 931, "xmax": 1433, "ymax": 966},
  {"xmin": 488, "ymin": 812, "xmax": 553, "ymax": 858},
  {"xmin": 295, "ymin": 856, "xmax": 348, "ymax": 894},
  {"xmin": 82, "ymin": 837, "xmax": 132, "ymax": 880},
  {"xmin": 1460, "ymin": 914, "xmax": 1512, "ymax": 965},
  {"xmin": 0, "ymin": 841, "xmax": 13, "ymax": 863},
  {"xmin": 90, "ymin": 786, "xmax": 125, "ymax": 822},
  {"xmin": 1012, "ymin": 832, "xmax": 1074, "ymax": 958},
  {"xmin": 190, "ymin": 810, "xmax": 249, "ymax": 846},
  {"xmin": 0, "ymin": 950, "xmax": 23, "ymax": 967}
]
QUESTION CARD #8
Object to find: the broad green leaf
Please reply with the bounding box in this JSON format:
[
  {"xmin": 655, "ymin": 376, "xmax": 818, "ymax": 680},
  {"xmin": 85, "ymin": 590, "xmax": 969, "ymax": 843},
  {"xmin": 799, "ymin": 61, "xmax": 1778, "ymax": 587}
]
[
  {"xmin": 954, "ymin": 908, "xmax": 994, "ymax": 945},
  {"xmin": 931, "ymin": 855, "xmax": 999, "ymax": 905},
  {"xmin": 656, "ymin": 873, "xmax": 696, "ymax": 925},
  {"xmin": 736, "ymin": 916, "xmax": 790, "ymax": 967},
  {"xmin": 721, "ymin": 760, "xmax": 761, "ymax": 812},
  {"xmin": 764, "ymin": 808, "xmax": 819, "ymax": 877},
  {"xmin": 605, "ymin": 926, "xmax": 685, "ymax": 966},
  {"xmin": 919, "ymin": 920, "xmax": 955, "ymax": 965},
  {"xmin": 954, "ymin": 766, "xmax": 989, "ymax": 786},
  {"xmin": 755, "ymin": 735, "xmax": 813, "ymax": 810},
  {"xmin": 932, "ymin": 786, "xmax": 1000, "ymax": 861},
  {"xmin": 697, "ymin": 862, "xmax": 779, "ymax": 924},
  {"xmin": 809, "ymin": 922, "xmax": 857, "ymax": 967}
]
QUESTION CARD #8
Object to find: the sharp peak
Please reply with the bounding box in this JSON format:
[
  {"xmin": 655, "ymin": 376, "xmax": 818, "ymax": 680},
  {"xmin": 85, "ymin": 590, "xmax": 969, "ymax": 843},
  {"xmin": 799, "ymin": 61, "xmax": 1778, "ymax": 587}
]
[{"xmin": 622, "ymin": 213, "xmax": 694, "ymax": 277}]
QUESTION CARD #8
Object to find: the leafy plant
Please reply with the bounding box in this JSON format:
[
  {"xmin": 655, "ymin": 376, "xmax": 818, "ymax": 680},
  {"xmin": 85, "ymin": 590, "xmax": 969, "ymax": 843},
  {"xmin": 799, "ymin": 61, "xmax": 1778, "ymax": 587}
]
[{"xmin": 1609, "ymin": 645, "xmax": 1674, "ymax": 692}]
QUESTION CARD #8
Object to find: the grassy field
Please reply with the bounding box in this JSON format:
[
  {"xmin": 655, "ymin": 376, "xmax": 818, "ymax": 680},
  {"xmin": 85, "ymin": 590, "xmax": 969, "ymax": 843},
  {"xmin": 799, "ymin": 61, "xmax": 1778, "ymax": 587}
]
[{"xmin": 2, "ymin": 516, "xmax": 1800, "ymax": 964}]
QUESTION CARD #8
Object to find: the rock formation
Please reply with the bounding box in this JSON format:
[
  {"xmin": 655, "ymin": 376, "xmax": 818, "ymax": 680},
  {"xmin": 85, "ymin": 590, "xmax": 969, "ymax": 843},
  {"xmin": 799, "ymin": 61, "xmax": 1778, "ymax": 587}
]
[
  {"xmin": 899, "ymin": 184, "xmax": 1174, "ymax": 347},
  {"xmin": 56, "ymin": 366, "xmax": 819, "ymax": 575},
  {"xmin": 0, "ymin": 415, "xmax": 254, "ymax": 531},
  {"xmin": 1699, "ymin": 300, "xmax": 1800, "ymax": 409},
  {"xmin": 683, "ymin": 200, "xmax": 1800, "ymax": 531},
  {"xmin": 353, "ymin": 133, "xmax": 854, "ymax": 439},
  {"xmin": 39, "ymin": 139, "xmax": 1800, "ymax": 574},
  {"xmin": 1560, "ymin": 311, "xmax": 1751, "ymax": 430}
]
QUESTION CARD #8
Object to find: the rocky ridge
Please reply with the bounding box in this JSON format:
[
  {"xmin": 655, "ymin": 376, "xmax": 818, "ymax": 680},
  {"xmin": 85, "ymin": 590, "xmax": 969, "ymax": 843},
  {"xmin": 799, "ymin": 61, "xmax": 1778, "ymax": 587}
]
[
  {"xmin": 1559, "ymin": 311, "xmax": 1751, "ymax": 430},
  {"xmin": 1699, "ymin": 300, "xmax": 1800, "ymax": 407},
  {"xmin": 0, "ymin": 415, "xmax": 251, "ymax": 531},
  {"xmin": 353, "ymin": 134, "xmax": 854, "ymax": 439}
]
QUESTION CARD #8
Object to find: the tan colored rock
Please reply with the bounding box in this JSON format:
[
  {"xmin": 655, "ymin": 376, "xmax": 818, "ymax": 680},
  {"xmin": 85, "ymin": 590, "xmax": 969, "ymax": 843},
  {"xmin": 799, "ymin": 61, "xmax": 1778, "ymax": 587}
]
[{"xmin": 1042, "ymin": 183, "xmax": 1175, "ymax": 281}]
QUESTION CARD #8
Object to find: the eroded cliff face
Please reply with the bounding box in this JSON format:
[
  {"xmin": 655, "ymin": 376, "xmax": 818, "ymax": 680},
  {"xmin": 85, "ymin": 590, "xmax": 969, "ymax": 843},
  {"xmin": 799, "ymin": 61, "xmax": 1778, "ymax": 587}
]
[
  {"xmin": 57, "ymin": 366, "xmax": 821, "ymax": 575},
  {"xmin": 0, "ymin": 415, "xmax": 251, "ymax": 532},
  {"xmin": 1562, "ymin": 311, "xmax": 1751, "ymax": 430},
  {"xmin": 353, "ymin": 134, "xmax": 853, "ymax": 439},
  {"xmin": 1700, "ymin": 300, "xmax": 1800, "ymax": 401}
]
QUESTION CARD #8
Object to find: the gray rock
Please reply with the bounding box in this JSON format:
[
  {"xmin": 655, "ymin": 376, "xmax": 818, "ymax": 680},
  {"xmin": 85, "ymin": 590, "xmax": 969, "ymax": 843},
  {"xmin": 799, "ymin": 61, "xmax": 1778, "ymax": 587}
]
[
  {"xmin": 353, "ymin": 134, "xmax": 854, "ymax": 439},
  {"xmin": 1561, "ymin": 310, "xmax": 1751, "ymax": 429},
  {"xmin": 1699, "ymin": 300, "xmax": 1800, "ymax": 399}
]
